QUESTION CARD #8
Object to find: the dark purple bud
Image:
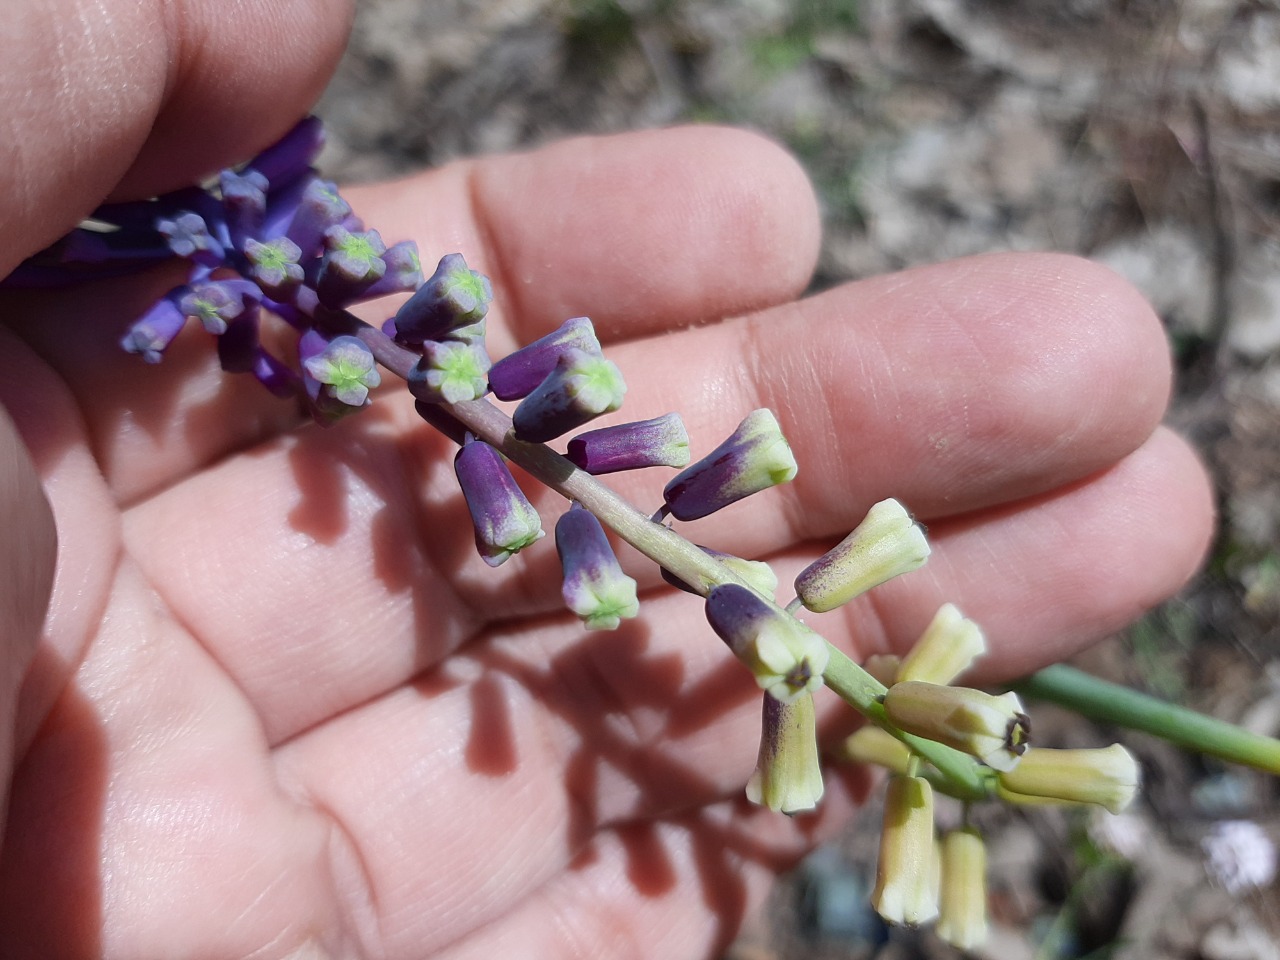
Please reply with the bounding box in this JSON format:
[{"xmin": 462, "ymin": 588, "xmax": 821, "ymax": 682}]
[
  {"xmin": 244, "ymin": 236, "xmax": 304, "ymax": 296},
  {"xmin": 316, "ymin": 227, "xmax": 387, "ymax": 308},
  {"xmin": 555, "ymin": 503, "xmax": 638, "ymax": 630},
  {"xmin": 565, "ymin": 413, "xmax": 690, "ymax": 475},
  {"xmin": 662, "ymin": 409, "xmax": 798, "ymax": 521},
  {"xmin": 179, "ymin": 279, "xmax": 263, "ymax": 335},
  {"xmin": 488, "ymin": 316, "xmax": 601, "ymax": 401},
  {"xmin": 392, "ymin": 253, "xmax": 492, "ymax": 345},
  {"xmin": 414, "ymin": 399, "xmax": 468, "ymax": 446},
  {"xmin": 220, "ymin": 169, "xmax": 269, "ymax": 250},
  {"xmin": 284, "ymin": 179, "xmax": 353, "ymax": 258},
  {"xmin": 120, "ymin": 293, "xmax": 187, "ymax": 363},
  {"xmin": 407, "ymin": 340, "xmax": 492, "ymax": 404},
  {"xmin": 454, "ymin": 438, "xmax": 544, "ymax": 567},
  {"xmin": 59, "ymin": 229, "xmax": 170, "ymax": 265},
  {"xmin": 245, "ymin": 116, "xmax": 325, "ymax": 187},
  {"xmin": 511, "ymin": 348, "xmax": 626, "ymax": 443},
  {"xmin": 660, "ymin": 547, "xmax": 779, "ymax": 598},
  {"xmin": 360, "ymin": 241, "xmax": 423, "ymax": 300},
  {"xmin": 157, "ymin": 212, "xmax": 226, "ymax": 266}
]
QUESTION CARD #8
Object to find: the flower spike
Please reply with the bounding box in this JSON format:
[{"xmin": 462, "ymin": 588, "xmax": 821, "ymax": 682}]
[{"xmin": 662, "ymin": 409, "xmax": 797, "ymax": 521}]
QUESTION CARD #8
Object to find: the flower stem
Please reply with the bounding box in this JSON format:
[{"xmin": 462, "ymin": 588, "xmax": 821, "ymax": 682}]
[{"xmin": 1013, "ymin": 664, "xmax": 1280, "ymax": 775}]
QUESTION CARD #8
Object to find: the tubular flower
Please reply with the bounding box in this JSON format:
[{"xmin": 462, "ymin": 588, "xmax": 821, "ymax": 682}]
[
  {"xmin": 408, "ymin": 340, "xmax": 492, "ymax": 404},
  {"xmin": 793, "ymin": 498, "xmax": 929, "ymax": 613},
  {"xmin": 511, "ymin": 348, "xmax": 627, "ymax": 443},
  {"xmin": 662, "ymin": 409, "xmax": 797, "ymax": 521},
  {"xmin": 660, "ymin": 546, "xmax": 779, "ymax": 599},
  {"xmin": 746, "ymin": 691, "xmax": 825, "ymax": 814},
  {"xmin": 896, "ymin": 603, "xmax": 985, "ymax": 686},
  {"xmin": 554, "ymin": 504, "xmax": 639, "ymax": 630},
  {"xmin": 565, "ymin": 412, "xmax": 690, "ymax": 475},
  {"xmin": 936, "ymin": 828, "xmax": 989, "ymax": 950},
  {"xmin": 995, "ymin": 744, "xmax": 1140, "ymax": 814},
  {"xmin": 882, "ymin": 681, "xmax": 1030, "ymax": 772},
  {"xmin": 488, "ymin": 316, "xmax": 603, "ymax": 401},
  {"xmin": 871, "ymin": 774, "xmax": 939, "ymax": 926},
  {"xmin": 704, "ymin": 583, "xmax": 828, "ymax": 703},
  {"xmin": 454, "ymin": 438, "xmax": 544, "ymax": 568},
  {"xmin": 393, "ymin": 252, "xmax": 492, "ymax": 345},
  {"xmin": 840, "ymin": 725, "xmax": 913, "ymax": 775}
]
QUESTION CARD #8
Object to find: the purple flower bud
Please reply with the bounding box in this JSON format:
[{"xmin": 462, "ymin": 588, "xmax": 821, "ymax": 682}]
[
  {"xmin": 511, "ymin": 348, "xmax": 626, "ymax": 443},
  {"xmin": 179, "ymin": 278, "xmax": 263, "ymax": 335},
  {"xmin": 414, "ymin": 400, "xmax": 469, "ymax": 446},
  {"xmin": 392, "ymin": 253, "xmax": 492, "ymax": 345},
  {"xmin": 120, "ymin": 294, "xmax": 187, "ymax": 363},
  {"xmin": 156, "ymin": 212, "xmax": 226, "ymax": 266},
  {"xmin": 565, "ymin": 412, "xmax": 689, "ymax": 475},
  {"xmin": 244, "ymin": 115, "xmax": 325, "ymax": 187},
  {"xmin": 555, "ymin": 503, "xmax": 639, "ymax": 630},
  {"xmin": 488, "ymin": 316, "xmax": 601, "ymax": 401},
  {"xmin": 361, "ymin": 241, "xmax": 423, "ymax": 300},
  {"xmin": 244, "ymin": 237, "xmax": 304, "ymax": 296},
  {"xmin": 454, "ymin": 438, "xmax": 545, "ymax": 567},
  {"xmin": 705, "ymin": 583, "xmax": 829, "ymax": 702},
  {"xmin": 300, "ymin": 331, "xmax": 381, "ymax": 407},
  {"xmin": 285, "ymin": 179, "xmax": 353, "ymax": 258},
  {"xmin": 220, "ymin": 169, "xmax": 268, "ymax": 249},
  {"xmin": 316, "ymin": 227, "xmax": 387, "ymax": 308},
  {"xmin": 217, "ymin": 313, "xmax": 261, "ymax": 374},
  {"xmin": 407, "ymin": 340, "xmax": 492, "ymax": 404},
  {"xmin": 662, "ymin": 409, "xmax": 797, "ymax": 521}
]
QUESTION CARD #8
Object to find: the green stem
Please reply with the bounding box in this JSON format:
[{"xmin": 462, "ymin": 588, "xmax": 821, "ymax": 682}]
[
  {"xmin": 1014, "ymin": 664, "xmax": 1280, "ymax": 775},
  {"xmin": 352, "ymin": 316, "xmax": 993, "ymax": 799}
]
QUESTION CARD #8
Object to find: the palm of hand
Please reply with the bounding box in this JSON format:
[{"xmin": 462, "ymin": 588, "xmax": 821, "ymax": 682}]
[{"xmin": 0, "ymin": 128, "xmax": 1210, "ymax": 959}]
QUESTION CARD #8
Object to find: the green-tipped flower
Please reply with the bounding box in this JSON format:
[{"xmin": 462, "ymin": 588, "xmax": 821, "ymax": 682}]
[
  {"xmin": 454, "ymin": 438, "xmax": 545, "ymax": 567},
  {"xmin": 996, "ymin": 744, "xmax": 1140, "ymax": 814},
  {"xmin": 747, "ymin": 691, "xmax": 825, "ymax": 814},
  {"xmin": 393, "ymin": 252, "xmax": 492, "ymax": 345},
  {"xmin": 841, "ymin": 725, "xmax": 913, "ymax": 775},
  {"xmin": 872, "ymin": 774, "xmax": 939, "ymax": 926},
  {"xmin": 662, "ymin": 409, "xmax": 797, "ymax": 521},
  {"xmin": 937, "ymin": 828, "xmax": 988, "ymax": 950},
  {"xmin": 883, "ymin": 681, "xmax": 1030, "ymax": 772},
  {"xmin": 555, "ymin": 503, "xmax": 639, "ymax": 630},
  {"xmin": 794, "ymin": 499, "xmax": 930, "ymax": 613},
  {"xmin": 704, "ymin": 583, "xmax": 829, "ymax": 703},
  {"xmin": 408, "ymin": 340, "xmax": 492, "ymax": 404},
  {"xmin": 300, "ymin": 332, "xmax": 381, "ymax": 407},
  {"xmin": 488, "ymin": 316, "xmax": 602, "ymax": 401},
  {"xmin": 565, "ymin": 412, "xmax": 690, "ymax": 475},
  {"xmin": 896, "ymin": 603, "xmax": 985, "ymax": 686},
  {"xmin": 511, "ymin": 348, "xmax": 626, "ymax": 443}
]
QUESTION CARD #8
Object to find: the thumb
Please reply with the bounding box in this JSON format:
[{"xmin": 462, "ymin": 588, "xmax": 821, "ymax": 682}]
[{"xmin": 0, "ymin": 407, "xmax": 57, "ymax": 842}]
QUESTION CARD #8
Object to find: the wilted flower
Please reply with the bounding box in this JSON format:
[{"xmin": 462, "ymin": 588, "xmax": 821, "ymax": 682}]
[
  {"xmin": 794, "ymin": 499, "xmax": 929, "ymax": 613},
  {"xmin": 747, "ymin": 691, "xmax": 825, "ymax": 814}
]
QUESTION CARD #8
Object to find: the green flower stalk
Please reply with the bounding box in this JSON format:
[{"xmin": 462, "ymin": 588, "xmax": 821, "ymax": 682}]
[
  {"xmin": 937, "ymin": 828, "xmax": 989, "ymax": 950},
  {"xmin": 872, "ymin": 774, "xmax": 939, "ymax": 926},
  {"xmin": 995, "ymin": 744, "xmax": 1139, "ymax": 813},
  {"xmin": 746, "ymin": 691, "xmax": 825, "ymax": 814},
  {"xmin": 793, "ymin": 498, "xmax": 930, "ymax": 613},
  {"xmin": 883, "ymin": 681, "xmax": 1030, "ymax": 773},
  {"xmin": 896, "ymin": 603, "xmax": 985, "ymax": 686}
]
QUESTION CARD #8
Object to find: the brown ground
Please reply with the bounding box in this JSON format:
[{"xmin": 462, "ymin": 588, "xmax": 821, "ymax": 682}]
[{"xmin": 316, "ymin": 2, "xmax": 1280, "ymax": 957}]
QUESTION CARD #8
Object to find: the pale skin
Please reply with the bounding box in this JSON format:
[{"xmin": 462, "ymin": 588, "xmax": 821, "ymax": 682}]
[{"xmin": 0, "ymin": 1, "xmax": 1215, "ymax": 957}]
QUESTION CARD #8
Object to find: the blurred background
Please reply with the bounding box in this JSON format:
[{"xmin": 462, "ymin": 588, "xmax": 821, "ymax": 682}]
[{"xmin": 315, "ymin": 1, "xmax": 1280, "ymax": 957}]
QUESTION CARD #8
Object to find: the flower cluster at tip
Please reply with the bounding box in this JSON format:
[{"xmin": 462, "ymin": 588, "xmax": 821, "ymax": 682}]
[{"xmin": 834, "ymin": 599, "xmax": 1141, "ymax": 949}]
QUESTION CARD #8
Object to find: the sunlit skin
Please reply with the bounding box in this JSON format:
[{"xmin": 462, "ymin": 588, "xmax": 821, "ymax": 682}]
[{"xmin": 0, "ymin": 1, "xmax": 1215, "ymax": 957}]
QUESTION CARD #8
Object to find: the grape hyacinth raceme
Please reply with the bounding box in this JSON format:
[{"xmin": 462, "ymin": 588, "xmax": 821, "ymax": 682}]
[{"xmin": 25, "ymin": 115, "xmax": 1280, "ymax": 955}]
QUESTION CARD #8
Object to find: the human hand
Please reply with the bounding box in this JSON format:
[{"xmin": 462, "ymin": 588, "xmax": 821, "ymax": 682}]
[{"xmin": 0, "ymin": 2, "xmax": 1214, "ymax": 958}]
